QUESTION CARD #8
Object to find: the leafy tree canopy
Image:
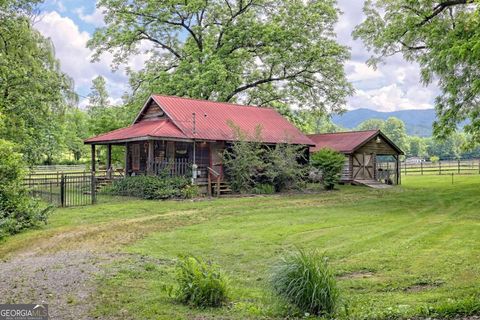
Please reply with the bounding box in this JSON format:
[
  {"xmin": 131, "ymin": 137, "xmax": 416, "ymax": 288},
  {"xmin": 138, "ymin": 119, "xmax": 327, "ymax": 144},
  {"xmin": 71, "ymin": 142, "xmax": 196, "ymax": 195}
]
[
  {"xmin": 357, "ymin": 117, "xmax": 409, "ymax": 153},
  {"xmin": 88, "ymin": 0, "xmax": 353, "ymax": 114},
  {"xmin": 0, "ymin": 0, "xmax": 77, "ymax": 164},
  {"xmin": 353, "ymin": 0, "xmax": 480, "ymax": 145}
]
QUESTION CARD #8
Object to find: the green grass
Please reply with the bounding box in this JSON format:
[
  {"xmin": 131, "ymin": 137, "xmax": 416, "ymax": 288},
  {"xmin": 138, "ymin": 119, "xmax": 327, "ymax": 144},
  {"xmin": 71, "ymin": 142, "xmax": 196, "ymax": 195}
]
[{"xmin": 2, "ymin": 175, "xmax": 480, "ymax": 319}]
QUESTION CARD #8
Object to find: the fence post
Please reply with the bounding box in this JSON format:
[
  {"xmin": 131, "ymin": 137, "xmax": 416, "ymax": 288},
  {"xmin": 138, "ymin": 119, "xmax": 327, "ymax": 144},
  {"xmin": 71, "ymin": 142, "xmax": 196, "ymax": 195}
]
[
  {"xmin": 458, "ymin": 159, "xmax": 460, "ymax": 174},
  {"xmin": 421, "ymin": 161, "xmax": 423, "ymax": 175},
  {"xmin": 439, "ymin": 161, "xmax": 442, "ymax": 175},
  {"xmin": 91, "ymin": 173, "xmax": 97, "ymax": 205},
  {"xmin": 404, "ymin": 161, "xmax": 407, "ymax": 175},
  {"xmin": 60, "ymin": 174, "xmax": 65, "ymax": 207}
]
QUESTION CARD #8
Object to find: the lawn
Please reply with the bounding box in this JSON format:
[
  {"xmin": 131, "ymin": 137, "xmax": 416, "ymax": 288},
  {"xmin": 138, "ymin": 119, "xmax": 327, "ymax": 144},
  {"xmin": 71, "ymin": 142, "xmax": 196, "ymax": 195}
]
[{"xmin": 1, "ymin": 175, "xmax": 479, "ymax": 319}]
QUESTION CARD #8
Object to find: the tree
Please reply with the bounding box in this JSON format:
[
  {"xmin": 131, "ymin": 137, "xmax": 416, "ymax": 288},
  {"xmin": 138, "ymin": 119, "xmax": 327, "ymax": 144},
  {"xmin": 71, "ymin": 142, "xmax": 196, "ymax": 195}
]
[
  {"xmin": 88, "ymin": 0, "xmax": 353, "ymax": 115},
  {"xmin": 383, "ymin": 117, "xmax": 409, "ymax": 154},
  {"xmin": 356, "ymin": 117, "xmax": 409, "ymax": 153},
  {"xmin": 64, "ymin": 108, "xmax": 90, "ymax": 161},
  {"xmin": 353, "ymin": 1, "xmax": 480, "ymax": 144},
  {"xmin": 357, "ymin": 118, "xmax": 384, "ymax": 131},
  {"xmin": 407, "ymin": 136, "xmax": 428, "ymax": 158},
  {"xmin": 87, "ymin": 76, "xmax": 129, "ymax": 164},
  {"xmin": 311, "ymin": 148, "xmax": 345, "ymax": 190},
  {"xmin": 0, "ymin": 1, "xmax": 77, "ymax": 164},
  {"xmin": 273, "ymin": 102, "xmax": 340, "ymax": 134},
  {"xmin": 0, "ymin": 139, "xmax": 50, "ymax": 239},
  {"xmin": 87, "ymin": 76, "xmax": 127, "ymax": 135}
]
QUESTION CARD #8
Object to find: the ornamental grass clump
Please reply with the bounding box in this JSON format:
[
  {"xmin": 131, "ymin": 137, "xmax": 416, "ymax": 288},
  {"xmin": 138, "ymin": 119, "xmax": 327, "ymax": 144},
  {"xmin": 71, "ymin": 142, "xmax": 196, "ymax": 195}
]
[
  {"xmin": 271, "ymin": 249, "xmax": 339, "ymax": 317},
  {"xmin": 173, "ymin": 255, "xmax": 229, "ymax": 308}
]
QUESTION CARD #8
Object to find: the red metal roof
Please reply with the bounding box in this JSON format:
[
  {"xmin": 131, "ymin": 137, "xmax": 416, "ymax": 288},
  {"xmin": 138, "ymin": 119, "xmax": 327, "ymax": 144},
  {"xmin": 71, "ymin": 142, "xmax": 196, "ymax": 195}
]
[
  {"xmin": 85, "ymin": 95, "xmax": 314, "ymax": 145},
  {"xmin": 84, "ymin": 119, "xmax": 187, "ymax": 143},
  {"xmin": 307, "ymin": 130, "xmax": 379, "ymax": 153}
]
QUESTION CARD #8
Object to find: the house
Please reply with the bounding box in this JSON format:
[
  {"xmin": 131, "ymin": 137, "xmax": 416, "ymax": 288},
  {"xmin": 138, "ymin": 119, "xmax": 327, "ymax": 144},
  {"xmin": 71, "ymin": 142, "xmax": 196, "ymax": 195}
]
[
  {"xmin": 307, "ymin": 130, "xmax": 404, "ymax": 185},
  {"xmin": 405, "ymin": 156, "xmax": 425, "ymax": 164},
  {"xmin": 84, "ymin": 95, "xmax": 314, "ymax": 194}
]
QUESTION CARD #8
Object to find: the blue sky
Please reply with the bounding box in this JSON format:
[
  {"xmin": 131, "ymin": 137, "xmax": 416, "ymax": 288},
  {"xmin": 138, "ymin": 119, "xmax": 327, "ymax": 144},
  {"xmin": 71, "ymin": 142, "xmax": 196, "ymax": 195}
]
[{"xmin": 34, "ymin": 0, "xmax": 439, "ymax": 111}]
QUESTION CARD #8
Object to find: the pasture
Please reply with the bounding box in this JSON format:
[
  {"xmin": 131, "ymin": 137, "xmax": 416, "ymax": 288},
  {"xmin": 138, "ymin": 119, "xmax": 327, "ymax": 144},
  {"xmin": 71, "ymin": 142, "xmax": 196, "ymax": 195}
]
[{"xmin": 1, "ymin": 175, "xmax": 479, "ymax": 319}]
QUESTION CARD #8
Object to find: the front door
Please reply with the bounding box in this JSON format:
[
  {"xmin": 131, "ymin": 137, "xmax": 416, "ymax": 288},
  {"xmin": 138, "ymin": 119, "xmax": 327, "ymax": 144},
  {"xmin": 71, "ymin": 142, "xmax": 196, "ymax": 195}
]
[{"xmin": 352, "ymin": 153, "xmax": 375, "ymax": 180}]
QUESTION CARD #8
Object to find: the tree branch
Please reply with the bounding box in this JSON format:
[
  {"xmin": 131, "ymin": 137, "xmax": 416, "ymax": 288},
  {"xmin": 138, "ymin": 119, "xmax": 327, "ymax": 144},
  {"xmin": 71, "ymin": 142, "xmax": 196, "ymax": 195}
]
[
  {"xmin": 225, "ymin": 67, "xmax": 310, "ymax": 101},
  {"xmin": 418, "ymin": 0, "xmax": 472, "ymax": 26},
  {"xmin": 137, "ymin": 30, "xmax": 182, "ymax": 59}
]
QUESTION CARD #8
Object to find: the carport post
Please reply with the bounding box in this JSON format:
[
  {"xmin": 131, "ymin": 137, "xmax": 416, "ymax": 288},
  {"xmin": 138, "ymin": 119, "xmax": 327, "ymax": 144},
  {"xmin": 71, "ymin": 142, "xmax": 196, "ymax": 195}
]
[{"xmin": 91, "ymin": 144, "xmax": 96, "ymax": 173}]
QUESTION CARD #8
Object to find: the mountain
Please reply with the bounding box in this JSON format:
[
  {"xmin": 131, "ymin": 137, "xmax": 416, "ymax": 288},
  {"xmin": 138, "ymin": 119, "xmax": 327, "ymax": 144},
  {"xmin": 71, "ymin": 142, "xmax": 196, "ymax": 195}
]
[{"xmin": 332, "ymin": 108, "xmax": 437, "ymax": 137}]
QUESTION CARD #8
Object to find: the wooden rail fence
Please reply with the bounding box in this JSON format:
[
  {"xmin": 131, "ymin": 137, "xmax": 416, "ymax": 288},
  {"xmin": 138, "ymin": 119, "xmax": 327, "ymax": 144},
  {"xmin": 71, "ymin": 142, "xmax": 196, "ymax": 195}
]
[{"xmin": 402, "ymin": 159, "xmax": 480, "ymax": 176}]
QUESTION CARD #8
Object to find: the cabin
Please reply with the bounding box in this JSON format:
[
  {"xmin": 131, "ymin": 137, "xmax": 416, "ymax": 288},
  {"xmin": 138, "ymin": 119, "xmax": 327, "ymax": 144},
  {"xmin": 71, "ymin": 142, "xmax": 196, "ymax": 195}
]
[
  {"xmin": 84, "ymin": 95, "xmax": 314, "ymax": 195},
  {"xmin": 308, "ymin": 130, "xmax": 404, "ymax": 185}
]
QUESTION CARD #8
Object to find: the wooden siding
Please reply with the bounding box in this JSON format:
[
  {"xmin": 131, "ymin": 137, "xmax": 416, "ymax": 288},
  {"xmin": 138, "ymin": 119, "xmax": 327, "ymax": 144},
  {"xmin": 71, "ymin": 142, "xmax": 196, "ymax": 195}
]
[
  {"xmin": 356, "ymin": 136, "xmax": 398, "ymax": 155},
  {"xmin": 137, "ymin": 101, "xmax": 167, "ymax": 122},
  {"xmin": 341, "ymin": 156, "xmax": 352, "ymax": 181}
]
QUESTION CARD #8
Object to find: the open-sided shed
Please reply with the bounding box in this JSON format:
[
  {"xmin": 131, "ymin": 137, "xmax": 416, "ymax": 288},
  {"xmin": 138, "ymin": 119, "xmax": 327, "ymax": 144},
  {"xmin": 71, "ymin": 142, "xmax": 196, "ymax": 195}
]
[{"xmin": 308, "ymin": 130, "xmax": 404, "ymax": 185}]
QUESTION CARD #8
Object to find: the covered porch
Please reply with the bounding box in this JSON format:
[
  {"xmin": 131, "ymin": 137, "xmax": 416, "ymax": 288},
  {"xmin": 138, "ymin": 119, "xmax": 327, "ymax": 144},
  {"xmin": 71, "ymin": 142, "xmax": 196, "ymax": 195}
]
[{"xmin": 88, "ymin": 139, "xmax": 226, "ymax": 194}]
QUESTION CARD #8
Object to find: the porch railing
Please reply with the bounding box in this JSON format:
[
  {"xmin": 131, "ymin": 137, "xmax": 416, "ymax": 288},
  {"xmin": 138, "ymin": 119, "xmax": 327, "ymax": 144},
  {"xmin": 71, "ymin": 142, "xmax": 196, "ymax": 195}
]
[
  {"xmin": 207, "ymin": 166, "xmax": 221, "ymax": 197},
  {"xmin": 152, "ymin": 158, "xmax": 191, "ymax": 177}
]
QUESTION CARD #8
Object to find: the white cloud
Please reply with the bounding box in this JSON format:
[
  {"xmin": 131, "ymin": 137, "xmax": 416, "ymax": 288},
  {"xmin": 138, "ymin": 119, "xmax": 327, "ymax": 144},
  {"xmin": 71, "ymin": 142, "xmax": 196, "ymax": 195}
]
[
  {"xmin": 346, "ymin": 61, "xmax": 383, "ymax": 82},
  {"xmin": 74, "ymin": 6, "xmax": 105, "ymax": 27},
  {"xmin": 34, "ymin": 10, "xmax": 152, "ymax": 107},
  {"xmin": 336, "ymin": 0, "xmax": 439, "ymax": 112}
]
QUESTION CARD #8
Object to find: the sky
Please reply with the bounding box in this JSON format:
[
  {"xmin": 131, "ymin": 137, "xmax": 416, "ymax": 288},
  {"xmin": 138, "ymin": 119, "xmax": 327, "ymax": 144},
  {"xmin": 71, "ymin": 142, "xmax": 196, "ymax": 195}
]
[{"xmin": 34, "ymin": 0, "xmax": 439, "ymax": 112}]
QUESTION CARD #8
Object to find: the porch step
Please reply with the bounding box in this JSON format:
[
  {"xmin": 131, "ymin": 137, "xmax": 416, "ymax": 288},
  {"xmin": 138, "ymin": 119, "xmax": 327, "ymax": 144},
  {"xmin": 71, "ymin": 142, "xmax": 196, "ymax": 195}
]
[{"xmin": 212, "ymin": 182, "xmax": 232, "ymax": 195}]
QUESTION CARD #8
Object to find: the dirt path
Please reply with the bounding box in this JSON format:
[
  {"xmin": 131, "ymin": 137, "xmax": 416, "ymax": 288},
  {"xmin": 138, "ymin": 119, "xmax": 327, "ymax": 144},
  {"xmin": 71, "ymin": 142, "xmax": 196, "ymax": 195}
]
[{"xmin": 0, "ymin": 250, "xmax": 121, "ymax": 319}]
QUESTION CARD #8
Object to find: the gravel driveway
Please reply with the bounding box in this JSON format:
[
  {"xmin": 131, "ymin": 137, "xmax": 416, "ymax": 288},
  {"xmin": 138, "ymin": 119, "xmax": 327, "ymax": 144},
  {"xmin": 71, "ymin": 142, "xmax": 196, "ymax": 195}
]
[{"xmin": 0, "ymin": 250, "xmax": 120, "ymax": 319}]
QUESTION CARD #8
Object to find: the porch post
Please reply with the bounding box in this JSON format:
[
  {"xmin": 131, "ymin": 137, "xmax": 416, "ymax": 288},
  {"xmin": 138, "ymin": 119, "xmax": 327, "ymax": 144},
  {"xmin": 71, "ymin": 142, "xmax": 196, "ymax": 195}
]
[
  {"xmin": 147, "ymin": 140, "xmax": 154, "ymax": 175},
  {"xmin": 395, "ymin": 155, "xmax": 400, "ymax": 185},
  {"xmin": 124, "ymin": 142, "xmax": 129, "ymax": 176},
  {"xmin": 91, "ymin": 144, "xmax": 96, "ymax": 173},
  {"xmin": 106, "ymin": 144, "xmax": 112, "ymax": 178}
]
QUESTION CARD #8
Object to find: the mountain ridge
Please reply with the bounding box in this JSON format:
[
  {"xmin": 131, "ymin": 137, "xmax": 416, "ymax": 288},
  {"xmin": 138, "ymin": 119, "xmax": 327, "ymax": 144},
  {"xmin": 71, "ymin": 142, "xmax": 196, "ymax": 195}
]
[{"xmin": 332, "ymin": 108, "xmax": 436, "ymax": 137}]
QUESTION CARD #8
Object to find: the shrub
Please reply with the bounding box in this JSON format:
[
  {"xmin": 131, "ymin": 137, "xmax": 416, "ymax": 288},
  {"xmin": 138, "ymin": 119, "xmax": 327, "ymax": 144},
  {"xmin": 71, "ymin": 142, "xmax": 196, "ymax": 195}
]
[
  {"xmin": 253, "ymin": 183, "xmax": 276, "ymax": 194},
  {"xmin": 265, "ymin": 143, "xmax": 309, "ymax": 192},
  {"xmin": 0, "ymin": 139, "xmax": 51, "ymax": 239},
  {"xmin": 106, "ymin": 175, "xmax": 197, "ymax": 200},
  {"xmin": 311, "ymin": 148, "xmax": 345, "ymax": 190},
  {"xmin": 271, "ymin": 249, "xmax": 339, "ymax": 316},
  {"xmin": 172, "ymin": 255, "xmax": 229, "ymax": 308},
  {"xmin": 223, "ymin": 123, "xmax": 308, "ymax": 193}
]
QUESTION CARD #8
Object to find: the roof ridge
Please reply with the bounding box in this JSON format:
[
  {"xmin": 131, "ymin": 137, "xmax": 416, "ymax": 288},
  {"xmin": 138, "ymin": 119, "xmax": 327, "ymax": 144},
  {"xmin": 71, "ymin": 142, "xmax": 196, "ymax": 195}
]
[
  {"xmin": 153, "ymin": 94, "xmax": 275, "ymax": 110},
  {"xmin": 307, "ymin": 129, "xmax": 379, "ymax": 136}
]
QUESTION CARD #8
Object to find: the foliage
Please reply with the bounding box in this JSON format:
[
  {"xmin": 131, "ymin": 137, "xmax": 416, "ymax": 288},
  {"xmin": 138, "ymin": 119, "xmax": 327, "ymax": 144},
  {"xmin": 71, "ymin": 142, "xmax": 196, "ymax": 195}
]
[
  {"xmin": 356, "ymin": 118, "xmax": 384, "ymax": 131},
  {"xmin": 172, "ymin": 255, "xmax": 229, "ymax": 308},
  {"xmin": 223, "ymin": 124, "xmax": 308, "ymax": 193},
  {"xmin": 357, "ymin": 117, "xmax": 409, "ymax": 154},
  {"xmin": 5, "ymin": 175, "xmax": 480, "ymax": 319},
  {"xmin": 430, "ymin": 155, "xmax": 440, "ymax": 163},
  {"xmin": 274, "ymin": 103, "xmax": 341, "ymax": 134},
  {"xmin": 0, "ymin": 4, "xmax": 77, "ymax": 164},
  {"xmin": 311, "ymin": 148, "xmax": 345, "ymax": 190},
  {"xmin": 88, "ymin": 0, "xmax": 352, "ymax": 115},
  {"xmin": 0, "ymin": 140, "xmax": 51, "ymax": 239},
  {"xmin": 252, "ymin": 183, "xmax": 275, "ymax": 195},
  {"xmin": 270, "ymin": 249, "xmax": 339, "ymax": 316},
  {"xmin": 106, "ymin": 175, "xmax": 197, "ymax": 200},
  {"xmin": 353, "ymin": 0, "xmax": 480, "ymax": 145}
]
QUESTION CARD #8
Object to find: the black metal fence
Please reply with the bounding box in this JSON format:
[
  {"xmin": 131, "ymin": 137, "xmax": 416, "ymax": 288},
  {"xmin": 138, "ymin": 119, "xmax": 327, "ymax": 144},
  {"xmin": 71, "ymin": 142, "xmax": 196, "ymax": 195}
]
[{"xmin": 23, "ymin": 172, "xmax": 96, "ymax": 207}]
